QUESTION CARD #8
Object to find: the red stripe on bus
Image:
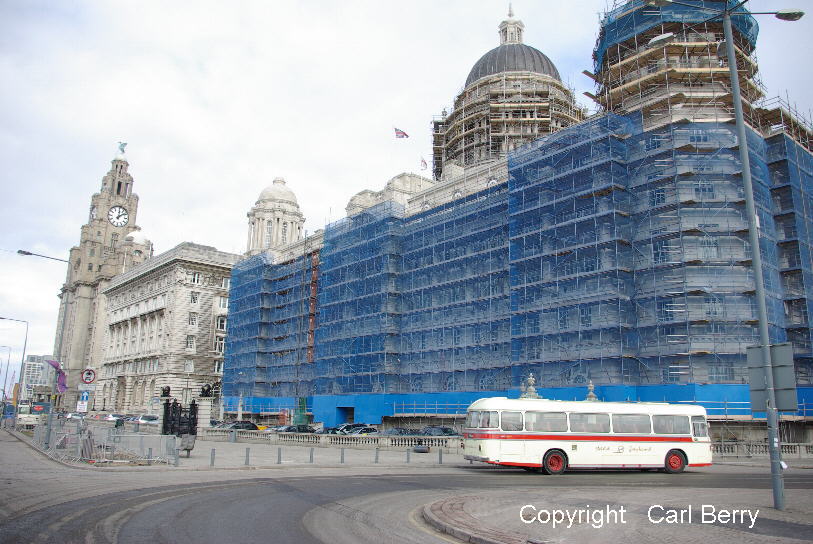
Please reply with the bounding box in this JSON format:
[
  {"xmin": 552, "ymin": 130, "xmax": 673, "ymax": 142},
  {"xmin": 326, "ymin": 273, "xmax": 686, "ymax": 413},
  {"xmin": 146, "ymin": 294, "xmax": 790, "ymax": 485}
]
[
  {"xmin": 464, "ymin": 433, "xmax": 694, "ymax": 442},
  {"xmin": 688, "ymin": 463, "xmax": 712, "ymax": 467}
]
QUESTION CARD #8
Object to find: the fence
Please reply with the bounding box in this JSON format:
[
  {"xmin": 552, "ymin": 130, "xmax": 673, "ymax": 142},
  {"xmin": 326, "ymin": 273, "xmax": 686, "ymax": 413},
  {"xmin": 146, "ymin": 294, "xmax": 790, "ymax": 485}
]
[
  {"xmin": 30, "ymin": 419, "xmax": 177, "ymax": 465},
  {"xmin": 199, "ymin": 429, "xmax": 465, "ymax": 453},
  {"xmin": 711, "ymin": 442, "xmax": 813, "ymax": 459}
]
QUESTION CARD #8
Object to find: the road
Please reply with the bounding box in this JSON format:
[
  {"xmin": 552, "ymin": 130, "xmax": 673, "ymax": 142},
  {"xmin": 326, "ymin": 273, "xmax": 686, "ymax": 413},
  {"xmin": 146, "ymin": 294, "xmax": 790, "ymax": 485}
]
[{"xmin": 2, "ymin": 432, "xmax": 812, "ymax": 544}]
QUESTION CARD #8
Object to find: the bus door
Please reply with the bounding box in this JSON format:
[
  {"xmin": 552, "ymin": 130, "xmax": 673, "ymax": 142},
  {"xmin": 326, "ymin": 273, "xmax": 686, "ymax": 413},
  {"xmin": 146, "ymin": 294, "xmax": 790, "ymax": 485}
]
[{"xmin": 499, "ymin": 411, "xmax": 525, "ymax": 461}]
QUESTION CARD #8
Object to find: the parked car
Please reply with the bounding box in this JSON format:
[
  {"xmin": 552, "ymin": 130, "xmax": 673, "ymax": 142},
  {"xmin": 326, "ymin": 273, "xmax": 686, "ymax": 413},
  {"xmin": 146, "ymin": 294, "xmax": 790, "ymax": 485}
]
[
  {"xmin": 316, "ymin": 427, "xmax": 344, "ymax": 434},
  {"xmin": 222, "ymin": 421, "xmax": 259, "ymax": 430},
  {"xmin": 278, "ymin": 425, "xmax": 316, "ymax": 433},
  {"xmin": 419, "ymin": 426, "xmax": 459, "ymax": 436},
  {"xmin": 65, "ymin": 412, "xmax": 85, "ymax": 420},
  {"xmin": 135, "ymin": 415, "xmax": 159, "ymax": 425},
  {"xmin": 104, "ymin": 413, "xmax": 125, "ymax": 421},
  {"xmin": 347, "ymin": 426, "xmax": 378, "ymax": 435},
  {"xmin": 335, "ymin": 423, "xmax": 367, "ymax": 434},
  {"xmin": 380, "ymin": 427, "xmax": 415, "ymax": 436}
]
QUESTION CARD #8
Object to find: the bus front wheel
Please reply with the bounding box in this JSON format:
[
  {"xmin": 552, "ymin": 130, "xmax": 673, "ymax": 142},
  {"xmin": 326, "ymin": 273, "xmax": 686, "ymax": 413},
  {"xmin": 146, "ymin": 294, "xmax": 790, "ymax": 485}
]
[
  {"xmin": 664, "ymin": 450, "xmax": 686, "ymax": 474},
  {"xmin": 542, "ymin": 450, "xmax": 567, "ymax": 475}
]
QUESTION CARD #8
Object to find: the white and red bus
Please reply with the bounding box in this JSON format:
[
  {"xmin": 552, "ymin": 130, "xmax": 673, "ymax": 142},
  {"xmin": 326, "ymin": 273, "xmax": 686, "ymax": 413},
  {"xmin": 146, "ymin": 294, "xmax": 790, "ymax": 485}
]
[{"xmin": 463, "ymin": 397, "xmax": 711, "ymax": 474}]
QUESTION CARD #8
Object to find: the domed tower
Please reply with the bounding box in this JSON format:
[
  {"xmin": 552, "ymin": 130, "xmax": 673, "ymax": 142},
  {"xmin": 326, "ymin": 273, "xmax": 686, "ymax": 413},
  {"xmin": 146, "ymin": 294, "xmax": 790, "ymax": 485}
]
[
  {"xmin": 246, "ymin": 177, "xmax": 305, "ymax": 256},
  {"xmin": 432, "ymin": 7, "xmax": 584, "ymax": 180}
]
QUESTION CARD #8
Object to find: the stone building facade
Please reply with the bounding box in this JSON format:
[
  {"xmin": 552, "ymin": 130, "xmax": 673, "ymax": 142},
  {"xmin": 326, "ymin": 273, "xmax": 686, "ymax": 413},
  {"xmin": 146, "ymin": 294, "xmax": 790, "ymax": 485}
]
[
  {"xmin": 245, "ymin": 177, "xmax": 305, "ymax": 256},
  {"xmin": 97, "ymin": 242, "xmax": 240, "ymax": 413},
  {"xmin": 53, "ymin": 146, "xmax": 152, "ymax": 409}
]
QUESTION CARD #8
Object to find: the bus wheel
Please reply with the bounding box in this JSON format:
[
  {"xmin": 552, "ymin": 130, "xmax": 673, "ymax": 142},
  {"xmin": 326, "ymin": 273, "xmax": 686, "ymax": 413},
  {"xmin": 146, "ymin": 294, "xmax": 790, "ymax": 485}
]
[
  {"xmin": 664, "ymin": 450, "xmax": 686, "ymax": 474},
  {"xmin": 542, "ymin": 450, "xmax": 567, "ymax": 475}
]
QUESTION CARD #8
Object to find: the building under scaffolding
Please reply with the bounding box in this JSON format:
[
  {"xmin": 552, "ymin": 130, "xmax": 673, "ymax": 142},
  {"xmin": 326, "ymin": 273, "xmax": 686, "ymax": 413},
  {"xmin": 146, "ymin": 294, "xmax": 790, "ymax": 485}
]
[{"xmin": 223, "ymin": 1, "xmax": 813, "ymax": 430}]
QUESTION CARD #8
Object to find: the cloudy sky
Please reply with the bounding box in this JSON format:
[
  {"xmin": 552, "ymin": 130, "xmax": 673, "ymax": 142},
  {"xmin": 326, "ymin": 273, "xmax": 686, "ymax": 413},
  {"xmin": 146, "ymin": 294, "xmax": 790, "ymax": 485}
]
[{"xmin": 1, "ymin": 0, "xmax": 811, "ymax": 393}]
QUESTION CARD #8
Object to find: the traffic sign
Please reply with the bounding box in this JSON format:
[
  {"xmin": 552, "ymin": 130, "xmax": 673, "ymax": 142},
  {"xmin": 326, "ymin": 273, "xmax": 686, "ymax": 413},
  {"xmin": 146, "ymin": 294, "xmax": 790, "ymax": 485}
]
[
  {"xmin": 77, "ymin": 383, "xmax": 96, "ymax": 391},
  {"xmin": 76, "ymin": 401, "xmax": 88, "ymax": 413},
  {"xmin": 79, "ymin": 391, "xmax": 89, "ymax": 402},
  {"xmin": 81, "ymin": 368, "xmax": 96, "ymax": 384}
]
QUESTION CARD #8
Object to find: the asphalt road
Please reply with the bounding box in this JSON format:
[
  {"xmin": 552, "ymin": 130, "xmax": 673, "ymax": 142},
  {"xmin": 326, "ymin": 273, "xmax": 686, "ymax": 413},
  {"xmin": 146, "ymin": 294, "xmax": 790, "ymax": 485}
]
[{"xmin": 2, "ymin": 432, "xmax": 813, "ymax": 544}]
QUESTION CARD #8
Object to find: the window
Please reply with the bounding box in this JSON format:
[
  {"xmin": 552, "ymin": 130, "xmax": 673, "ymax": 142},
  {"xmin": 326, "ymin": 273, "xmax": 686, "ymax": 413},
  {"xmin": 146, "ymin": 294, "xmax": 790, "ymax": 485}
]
[
  {"xmin": 569, "ymin": 413, "xmax": 610, "ymax": 433},
  {"xmin": 699, "ymin": 237, "xmax": 719, "ymax": 260},
  {"xmin": 694, "ymin": 181, "xmax": 715, "ymax": 199},
  {"xmin": 649, "ymin": 188, "xmax": 666, "ymax": 207},
  {"xmin": 185, "ymin": 335, "xmax": 196, "ymax": 349},
  {"xmin": 190, "ymin": 292, "xmax": 200, "ymax": 304},
  {"xmin": 477, "ymin": 411, "xmax": 499, "ymax": 428},
  {"xmin": 653, "ymin": 415, "xmax": 691, "ymax": 434},
  {"xmin": 111, "ymin": 233, "xmax": 119, "ymax": 247},
  {"xmin": 216, "ymin": 316, "xmax": 227, "ymax": 331},
  {"xmin": 89, "ymin": 248, "xmax": 95, "ymax": 257},
  {"xmin": 500, "ymin": 411, "xmax": 523, "ymax": 431},
  {"xmin": 188, "ymin": 312, "xmax": 198, "ymax": 326},
  {"xmin": 190, "ymin": 272, "xmax": 202, "ymax": 284},
  {"xmin": 219, "ymin": 296, "xmax": 229, "ymax": 309},
  {"xmin": 704, "ymin": 295, "xmax": 722, "ymax": 317},
  {"xmin": 214, "ymin": 360, "xmax": 224, "ymax": 373},
  {"xmin": 221, "ymin": 277, "xmax": 230, "ymax": 289},
  {"xmin": 612, "ymin": 414, "xmax": 652, "ymax": 434},
  {"xmin": 691, "ymin": 415, "xmax": 709, "ymax": 437},
  {"xmin": 580, "ymin": 306, "xmax": 592, "ymax": 328},
  {"xmin": 87, "ymin": 263, "xmax": 93, "ymax": 271},
  {"xmin": 465, "ymin": 411, "xmax": 480, "ymax": 428},
  {"xmin": 525, "ymin": 411, "xmax": 567, "ymax": 432},
  {"xmin": 214, "ymin": 336, "xmax": 225, "ymax": 354}
]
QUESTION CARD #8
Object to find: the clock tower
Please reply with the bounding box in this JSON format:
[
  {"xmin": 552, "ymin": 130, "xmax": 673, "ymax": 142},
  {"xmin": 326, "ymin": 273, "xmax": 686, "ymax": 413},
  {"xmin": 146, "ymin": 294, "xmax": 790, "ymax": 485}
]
[{"xmin": 53, "ymin": 143, "xmax": 152, "ymax": 409}]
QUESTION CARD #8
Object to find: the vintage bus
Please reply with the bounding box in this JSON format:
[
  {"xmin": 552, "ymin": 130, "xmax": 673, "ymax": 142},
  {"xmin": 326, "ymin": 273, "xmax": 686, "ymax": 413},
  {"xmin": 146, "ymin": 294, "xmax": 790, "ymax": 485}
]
[{"xmin": 463, "ymin": 397, "xmax": 711, "ymax": 474}]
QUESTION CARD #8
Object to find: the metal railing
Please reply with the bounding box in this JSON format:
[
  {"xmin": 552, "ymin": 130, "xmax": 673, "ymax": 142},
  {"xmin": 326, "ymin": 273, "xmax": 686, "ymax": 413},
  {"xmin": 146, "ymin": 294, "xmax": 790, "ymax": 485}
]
[
  {"xmin": 712, "ymin": 442, "xmax": 813, "ymax": 459},
  {"xmin": 199, "ymin": 429, "xmax": 465, "ymax": 452},
  {"xmin": 30, "ymin": 419, "xmax": 177, "ymax": 465}
]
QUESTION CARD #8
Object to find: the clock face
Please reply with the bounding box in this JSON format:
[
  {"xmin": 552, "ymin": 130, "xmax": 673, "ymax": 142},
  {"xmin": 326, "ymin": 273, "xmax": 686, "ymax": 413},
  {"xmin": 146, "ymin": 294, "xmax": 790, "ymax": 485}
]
[{"xmin": 108, "ymin": 206, "xmax": 129, "ymax": 227}]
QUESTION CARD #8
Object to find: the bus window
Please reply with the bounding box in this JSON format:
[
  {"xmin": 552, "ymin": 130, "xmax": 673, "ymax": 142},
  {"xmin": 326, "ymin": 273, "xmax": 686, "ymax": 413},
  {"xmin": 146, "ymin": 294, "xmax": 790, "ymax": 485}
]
[
  {"xmin": 569, "ymin": 413, "xmax": 610, "ymax": 433},
  {"xmin": 691, "ymin": 416, "xmax": 709, "ymax": 437},
  {"xmin": 612, "ymin": 414, "xmax": 652, "ymax": 434},
  {"xmin": 479, "ymin": 411, "xmax": 499, "ymax": 429},
  {"xmin": 500, "ymin": 411, "xmax": 523, "ymax": 431},
  {"xmin": 525, "ymin": 411, "xmax": 567, "ymax": 432},
  {"xmin": 653, "ymin": 415, "xmax": 691, "ymax": 435},
  {"xmin": 466, "ymin": 411, "xmax": 480, "ymax": 428}
]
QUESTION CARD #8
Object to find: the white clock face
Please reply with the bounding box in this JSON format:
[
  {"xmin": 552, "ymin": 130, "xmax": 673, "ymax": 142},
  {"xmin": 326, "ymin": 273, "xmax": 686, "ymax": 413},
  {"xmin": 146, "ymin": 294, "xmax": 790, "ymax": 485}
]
[{"xmin": 108, "ymin": 206, "xmax": 129, "ymax": 227}]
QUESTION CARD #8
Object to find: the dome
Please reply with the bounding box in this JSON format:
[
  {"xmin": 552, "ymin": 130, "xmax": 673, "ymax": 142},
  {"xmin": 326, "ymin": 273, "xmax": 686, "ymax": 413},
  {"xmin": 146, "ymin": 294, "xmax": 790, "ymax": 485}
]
[
  {"xmin": 125, "ymin": 230, "xmax": 149, "ymax": 245},
  {"xmin": 258, "ymin": 177, "xmax": 298, "ymax": 205},
  {"xmin": 465, "ymin": 43, "xmax": 561, "ymax": 87}
]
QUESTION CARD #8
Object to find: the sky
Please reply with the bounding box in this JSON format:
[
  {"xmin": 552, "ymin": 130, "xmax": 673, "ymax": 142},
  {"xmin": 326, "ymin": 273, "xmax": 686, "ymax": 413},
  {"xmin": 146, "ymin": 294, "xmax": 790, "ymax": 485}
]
[{"xmin": 1, "ymin": 0, "xmax": 811, "ymax": 394}]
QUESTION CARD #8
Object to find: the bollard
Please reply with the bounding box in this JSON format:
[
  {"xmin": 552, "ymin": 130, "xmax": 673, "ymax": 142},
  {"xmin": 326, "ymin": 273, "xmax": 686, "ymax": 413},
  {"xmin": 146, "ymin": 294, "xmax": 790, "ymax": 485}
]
[
  {"xmin": 277, "ymin": 447, "xmax": 282, "ymax": 465},
  {"xmin": 148, "ymin": 447, "xmax": 153, "ymax": 466},
  {"xmin": 210, "ymin": 448, "xmax": 216, "ymax": 467},
  {"xmin": 174, "ymin": 448, "xmax": 180, "ymax": 467},
  {"xmin": 340, "ymin": 448, "xmax": 345, "ymax": 464},
  {"xmin": 245, "ymin": 447, "xmax": 251, "ymax": 466},
  {"xmin": 374, "ymin": 447, "xmax": 379, "ymax": 464},
  {"xmin": 309, "ymin": 447, "xmax": 314, "ymax": 464},
  {"xmin": 229, "ymin": 430, "xmax": 236, "ymax": 443},
  {"xmin": 439, "ymin": 449, "xmax": 443, "ymax": 464},
  {"xmin": 406, "ymin": 449, "xmax": 410, "ymax": 463}
]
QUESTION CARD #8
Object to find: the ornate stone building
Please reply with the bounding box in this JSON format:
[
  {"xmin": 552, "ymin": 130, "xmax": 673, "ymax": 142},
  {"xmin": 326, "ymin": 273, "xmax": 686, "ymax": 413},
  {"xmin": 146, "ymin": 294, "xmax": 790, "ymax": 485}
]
[
  {"xmin": 245, "ymin": 177, "xmax": 305, "ymax": 256},
  {"xmin": 98, "ymin": 242, "xmax": 240, "ymax": 413},
  {"xmin": 53, "ymin": 145, "xmax": 152, "ymax": 409},
  {"xmin": 431, "ymin": 8, "xmax": 585, "ymax": 181}
]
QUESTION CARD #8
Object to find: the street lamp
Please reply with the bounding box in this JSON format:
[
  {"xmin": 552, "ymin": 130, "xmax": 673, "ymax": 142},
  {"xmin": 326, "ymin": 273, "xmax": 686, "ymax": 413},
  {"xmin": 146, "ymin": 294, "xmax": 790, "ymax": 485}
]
[
  {"xmin": 0, "ymin": 317, "xmax": 29, "ymax": 405},
  {"xmin": 16, "ymin": 249, "xmax": 69, "ymax": 263},
  {"xmin": 645, "ymin": 0, "xmax": 804, "ymax": 511}
]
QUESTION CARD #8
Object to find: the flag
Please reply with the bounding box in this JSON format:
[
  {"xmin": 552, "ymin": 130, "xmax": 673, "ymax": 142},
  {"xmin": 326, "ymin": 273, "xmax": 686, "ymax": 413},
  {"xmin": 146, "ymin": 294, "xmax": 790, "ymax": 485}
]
[
  {"xmin": 394, "ymin": 127, "xmax": 409, "ymax": 138},
  {"xmin": 45, "ymin": 359, "xmax": 68, "ymax": 393},
  {"xmin": 421, "ymin": 157, "xmax": 428, "ymax": 170}
]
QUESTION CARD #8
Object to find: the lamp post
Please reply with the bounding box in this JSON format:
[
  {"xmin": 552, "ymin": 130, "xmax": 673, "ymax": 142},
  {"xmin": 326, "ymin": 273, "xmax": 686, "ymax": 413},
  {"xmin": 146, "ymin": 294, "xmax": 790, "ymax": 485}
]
[
  {"xmin": 0, "ymin": 317, "xmax": 29, "ymax": 406},
  {"xmin": 645, "ymin": 0, "xmax": 804, "ymax": 511},
  {"xmin": 16, "ymin": 250, "xmax": 69, "ymax": 263},
  {"xmin": 0, "ymin": 345, "xmax": 11, "ymax": 401}
]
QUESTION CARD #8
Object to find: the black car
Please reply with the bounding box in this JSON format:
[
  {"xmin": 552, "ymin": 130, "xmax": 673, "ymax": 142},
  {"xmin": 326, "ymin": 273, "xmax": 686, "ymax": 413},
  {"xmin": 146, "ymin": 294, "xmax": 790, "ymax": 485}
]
[
  {"xmin": 224, "ymin": 421, "xmax": 259, "ymax": 430},
  {"xmin": 279, "ymin": 425, "xmax": 316, "ymax": 433},
  {"xmin": 419, "ymin": 426, "xmax": 459, "ymax": 436},
  {"xmin": 316, "ymin": 427, "xmax": 344, "ymax": 434},
  {"xmin": 380, "ymin": 427, "xmax": 416, "ymax": 436}
]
